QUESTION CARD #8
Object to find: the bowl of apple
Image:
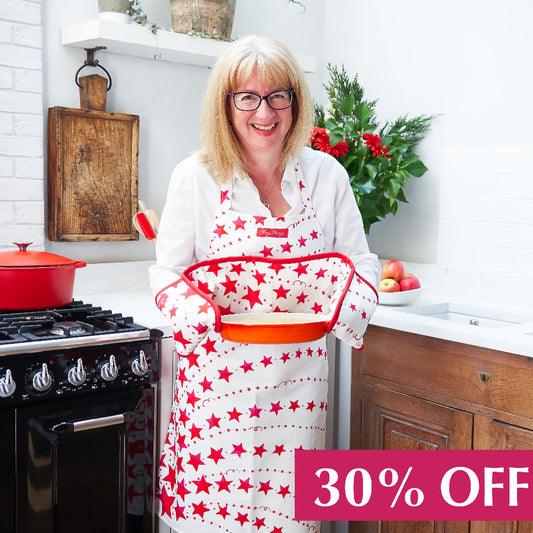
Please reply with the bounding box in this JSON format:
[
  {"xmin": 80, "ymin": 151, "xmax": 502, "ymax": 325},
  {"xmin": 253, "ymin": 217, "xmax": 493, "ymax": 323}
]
[{"xmin": 378, "ymin": 259, "xmax": 422, "ymax": 306}]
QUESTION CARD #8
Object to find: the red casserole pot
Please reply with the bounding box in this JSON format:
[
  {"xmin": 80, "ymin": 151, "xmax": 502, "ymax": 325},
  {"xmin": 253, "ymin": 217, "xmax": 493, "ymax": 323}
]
[{"xmin": 0, "ymin": 243, "xmax": 86, "ymax": 311}]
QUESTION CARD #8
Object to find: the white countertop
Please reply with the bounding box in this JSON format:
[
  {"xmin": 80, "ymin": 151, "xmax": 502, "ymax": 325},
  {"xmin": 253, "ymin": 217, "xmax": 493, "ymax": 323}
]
[{"xmin": 73, "ymin": 260, "xmax": 533, "ymax": 358}]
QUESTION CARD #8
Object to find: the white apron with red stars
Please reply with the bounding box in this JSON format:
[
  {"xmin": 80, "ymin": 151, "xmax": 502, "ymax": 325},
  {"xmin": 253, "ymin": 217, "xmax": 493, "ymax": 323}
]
[{"xmin": 156, "ymin": 162, "xmax": 376, "ymax": 533}]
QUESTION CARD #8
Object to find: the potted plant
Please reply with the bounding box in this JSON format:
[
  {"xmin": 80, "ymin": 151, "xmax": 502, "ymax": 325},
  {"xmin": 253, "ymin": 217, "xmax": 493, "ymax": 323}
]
[{"xmin": 310, "ymin": 64, "xmax": 438, "ymax": 233}]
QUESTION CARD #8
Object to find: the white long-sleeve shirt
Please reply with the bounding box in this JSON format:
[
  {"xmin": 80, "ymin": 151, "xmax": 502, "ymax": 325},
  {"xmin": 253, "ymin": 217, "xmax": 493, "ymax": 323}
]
[{"xmin": 150, "ymin": 146, "xmax": 380, "ymax": 296}]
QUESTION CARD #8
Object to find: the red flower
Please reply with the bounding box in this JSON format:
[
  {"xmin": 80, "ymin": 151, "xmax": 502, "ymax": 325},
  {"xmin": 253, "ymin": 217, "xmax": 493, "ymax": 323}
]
[
  {"xmin": 310, "ymin": 127, "xmax": 349, "ymax": 158},
  {"xmin": 362, "ymin": 133, "xmax": 391, "ymax": 158}
]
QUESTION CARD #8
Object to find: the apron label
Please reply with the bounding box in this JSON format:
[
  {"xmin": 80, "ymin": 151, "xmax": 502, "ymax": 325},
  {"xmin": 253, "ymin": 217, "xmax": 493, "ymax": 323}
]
[{"xmin": 257, "ymin": 227, "xmax": 289, "ymax": 238}]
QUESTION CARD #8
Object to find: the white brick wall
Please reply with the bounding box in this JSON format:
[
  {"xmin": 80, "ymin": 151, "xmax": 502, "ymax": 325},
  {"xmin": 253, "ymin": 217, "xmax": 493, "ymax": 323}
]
[{"xmin": 0, "ymin": 0, "xmax": 44, "ymax": 251}]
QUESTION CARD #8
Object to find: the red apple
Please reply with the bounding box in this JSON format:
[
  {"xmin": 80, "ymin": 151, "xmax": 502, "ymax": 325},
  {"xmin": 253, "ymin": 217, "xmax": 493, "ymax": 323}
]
[
  {"xmin": 399, "ymin": 273, "xmax": 421, "ymax": 291},
  {"xmin": 379, "ymin": 278, "xmax": 401, "ymax": 293},
  {"xmin": 381, "ymin": 260, "xmax": 404, "ymax": 282}
]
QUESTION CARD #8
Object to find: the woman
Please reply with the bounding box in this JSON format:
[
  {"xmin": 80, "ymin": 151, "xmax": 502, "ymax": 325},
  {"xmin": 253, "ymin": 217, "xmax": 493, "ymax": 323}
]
[{"xmin": 151, "ymin": 35, "xmax": 380, "ymax": 533}]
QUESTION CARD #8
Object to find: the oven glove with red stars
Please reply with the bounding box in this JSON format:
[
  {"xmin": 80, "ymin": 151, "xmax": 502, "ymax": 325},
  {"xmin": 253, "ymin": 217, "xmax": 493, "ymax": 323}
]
[
  {"xmin": 155, "ymin": 277, "xmax": 216, "ymax": 357},
  {"xmin": 326, "ymin": 272, "xmax": 378, "ymax": 350}
]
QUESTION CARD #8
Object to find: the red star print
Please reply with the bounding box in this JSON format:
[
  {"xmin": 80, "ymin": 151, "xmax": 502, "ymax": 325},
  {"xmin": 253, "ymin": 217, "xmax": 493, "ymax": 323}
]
[
  {"xmin": 177, "ymin": 434, "xmax": 187, "ymax": 450},
  {"xmin": 259, "ymin": 245, "xmax": 273, "ymax": 257},
  {"xmin": 253, "ymin": 517, "xmax": 267, "ymax": 529},
  {"xmin": 310, "ymin": 229, "xmax": 319, "ymax": 239},
  {"xmin": 186, "ymin": 352, "xmax": 201, "ymax": 368},
  {"xmin": 215, "ymin": 475, "xmax": 232, "ymax": 492},
  {"xmin": 207, "ymin": 263, "xmax": 222, "ymax": 275},
  {"xmin": 273, "ymin": 444, "xmax": 285, "ymax": 455},
  {"xmin": 252, "ymin": 269, "xmax": 267, "ymax": 284},
  {"xmin": 237, "ymin": 478, "xmax": 253, "ymax": 492},
  {"xmin": 253, "ymin": 215, "xmax": 267, "ymax": 225},
  {"xmin": 296, "ymin": 292, "xmax": 308, "ymax": 304},
  {"xmin": 307, "ymin": 401, "xmax": 316, "ymax": 411},
  {"xmin": 278, "ymin": 485, "xmax": 290, "ymax": 498},
  {"xmin": 240, "ymin": 360, "xmax": 253, "ymax": 373},
  {"xmin": 196, "ymin": 280, "xmax": 211, "ymax": 295},
  {"xmin": 243, "ymin": 286, "xmax": 262, "ymax": 308},
  {"xmin": 249, "ymin": 405, "xmax": 262, "ymax": 418},
  {"xmin": 220, "ymin": 189, "xmax": 229, "ymax": 203},
  {"xmin": 269, "ymin": 262, "xmax": 285, "ymax": 274},
  {"xmin": 158, "ymin": 486, "xmax": 174, "ymax": 518},
  {"xmin": 221, "ymin": 274, "xmax": 238, "ymax": 295},
  {"xmin": 163, "ymin": 465, "xmax": 176, "ymax": 485},
  {"xmin": 217, "ymin": 504, "xmax": 230, "ymax": 519},
  {"xmin": 298, "ymin": 236, "xmax": 307, "ymax": 247},
  {"xmin": 169, "ymin": 306, "xmax": 178, "ymax": 318},
  {"xmin": 235, "ymin": 512, "xmax": 249, "ymax": 526},
  {"xmin": 294, "ymin": 349, "xmax": 302, "ymax": 358},
  {"xmin": 197, "ymin": 301, "xmax": 211, "ymax": 314},
  {"xmin": 214, "ymin": 224, "xmax": 227, "ymax": 237},
  {"xmin": 206, "ymin": 413, "xmax": 221, "ymax": 429},
  {"xmin": 349, "ymin": 303, "xmax": 356, "ymax": 311},
  {"xmin": 193, "ymin": 322, "xmax": 209, "ymax": 334},
  {"xmin": 186, "ymin": 391, "xmax": 200, "ymax": 407},
  {"xmin": 280, "ymin": 352, "xmax": 290, "ymax": 363},
  {"xmin": 273, "ymin": 284, "xmax": 290, "ymax": 299},
  {"xmin": 270, "ymin": 401, "xmax": 282, "ymax": 415},
  {"xmin": 199, "ymin": 377, "xmax": 213, "ymax": 391},
  {"xmin": 331, "ymin": 275, "xmax": 339, "ymax": 283},
  {"xmin": 253, "ymin": 444, "xmax": 267, "ymax": 457},
  {"xmin": 361, "ymin": 310, "xmax": 367, "ymax": 319},
  {"xmin": 173, "ymin": 330, "xmax": 191, "ymax": 348},
  {"xmin": 178, "ymin": 368, "xmax": 188, "ymax": 385},
  {"xmin": 230, "ymin": 262, "xmax": 246, "ymax": 274},
  {"xmin": 289, "ymin": 400, "xmax": 300, "ymax": 412},
  {"xmin": 227, "ymin": 407, "xmax": 242, "ymax": 421},
  {"xmin": 298, "ymin": 180, "xmax": 305, "ymax": 190},
  {"xmin": 232, "ymin": 443, "xmax": 246, "ymax": 457},
  {"xmin": 189, "ymin": 423, "xmax": 202, "ymax": 439},
  {"xmin": 187, "ymin": 452, "xmax": 205, "ymax": 470},
  {"xmin": 306, "ymin": 347, "xmax": 313, "ymax": 357},
  {"xmin": 260, "ymin": 356, "xmax": 273, "ymax": 367},
  {"xmin": 258, "ymin": 481, "xmax": 273, "ymax": 495},
  {"xmin": 315, "ymin": 268, "xmax": 326, "ymax": 278},
  {"xmin": 192, "ymin": 475, "xmax": 212, "ymax": 494},
  {"xmin": 208, "ymin": 447, "xmax": 224, "ymax": 463},
  {"xmin": 176, "ymin": 479, "xmax": 191, "ymax": 499},
  {"xmin": 311, "ymin": 303, "xmax": 323, "ymax": 313},
  {"xmin": 175, "ymin": 505, "xmax": 186, "ymax": 520},
  {"xmin": 280, "ymin": 241, "xmax": 293, "ymax": 253},
  {"xmin": 218, "ymin": 366, "xmax": 233, "ymax": 382},
  {"xmin": 201, "ymin": 337, "xmax": 217, "ymax": 354},
  {"xmin": 233, "ymin": 216, "xmax": 246, "ymax": 230},
  {"xmin": 192, "ymin": 501, "xmax": 209, "ymax": 517},
  {"xmin": 294, "ymin": 262, "xmax": 308, "ymax": 277}
]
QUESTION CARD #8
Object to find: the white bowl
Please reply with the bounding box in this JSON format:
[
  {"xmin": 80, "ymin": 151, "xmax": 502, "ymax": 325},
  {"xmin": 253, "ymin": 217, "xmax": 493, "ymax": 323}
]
[{"xmin": 378, "ymin": 288, "xmax": 423, "ymax": 306}]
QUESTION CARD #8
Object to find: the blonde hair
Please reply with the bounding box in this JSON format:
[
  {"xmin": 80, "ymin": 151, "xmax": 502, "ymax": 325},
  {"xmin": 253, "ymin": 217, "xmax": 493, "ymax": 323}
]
[{"xmin": 199, "ymin": 35, "xmax": 315, "ymax": 183}]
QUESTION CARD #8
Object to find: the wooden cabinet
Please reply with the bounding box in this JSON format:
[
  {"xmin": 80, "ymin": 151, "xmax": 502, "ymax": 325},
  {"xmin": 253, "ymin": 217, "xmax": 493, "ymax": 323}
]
[{"xmin": 350, "ymin": 325, "xmax": 533, "ymax": 533}]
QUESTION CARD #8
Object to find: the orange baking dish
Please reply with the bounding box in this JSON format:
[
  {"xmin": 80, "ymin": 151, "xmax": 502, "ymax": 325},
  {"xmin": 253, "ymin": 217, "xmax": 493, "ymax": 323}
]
[{"xmin": 220, "ymin": 312, "xmax": 329, "ymax": 344}]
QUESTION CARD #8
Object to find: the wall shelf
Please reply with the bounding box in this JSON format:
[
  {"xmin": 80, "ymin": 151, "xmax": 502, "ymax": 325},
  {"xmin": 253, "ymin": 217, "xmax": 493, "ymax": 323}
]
[{"xmin": 61, "ymin": 19, "xmax": 316, "ymax": 72}]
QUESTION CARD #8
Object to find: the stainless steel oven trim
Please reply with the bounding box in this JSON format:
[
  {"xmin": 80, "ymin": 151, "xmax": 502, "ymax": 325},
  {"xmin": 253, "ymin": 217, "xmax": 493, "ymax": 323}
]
[
  {"xmin": 50, "ymin": 413, "xmax": 125, "ymax": 434},
  {"xmin": 0, "ymin": 329, "xmax": 152, "ymax": 356}
]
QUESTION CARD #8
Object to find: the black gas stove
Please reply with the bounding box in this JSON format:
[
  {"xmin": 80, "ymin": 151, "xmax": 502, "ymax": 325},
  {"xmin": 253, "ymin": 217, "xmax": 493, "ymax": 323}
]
[{"xmin": 0, "ymin": 300, "xmax": 162, "ymax": 533}]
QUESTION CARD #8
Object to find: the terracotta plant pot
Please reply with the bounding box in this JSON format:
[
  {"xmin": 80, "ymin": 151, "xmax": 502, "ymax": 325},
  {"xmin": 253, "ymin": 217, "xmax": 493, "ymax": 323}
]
[{"xmin": 170, "ymin": 0, "xmax": 236, "ymax": 41}]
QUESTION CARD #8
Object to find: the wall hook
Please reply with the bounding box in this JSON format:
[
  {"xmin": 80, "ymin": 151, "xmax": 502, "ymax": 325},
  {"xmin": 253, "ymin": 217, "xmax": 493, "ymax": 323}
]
[{"xmin": 75, "ymin": 46, "xmax": 112, "ymax": 91}]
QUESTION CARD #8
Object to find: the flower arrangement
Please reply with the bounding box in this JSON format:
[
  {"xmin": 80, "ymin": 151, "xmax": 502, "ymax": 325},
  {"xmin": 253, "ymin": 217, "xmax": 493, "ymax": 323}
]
[{"xmin": 310, "ymin": 64, "xmax": 437, "ymax": 233}]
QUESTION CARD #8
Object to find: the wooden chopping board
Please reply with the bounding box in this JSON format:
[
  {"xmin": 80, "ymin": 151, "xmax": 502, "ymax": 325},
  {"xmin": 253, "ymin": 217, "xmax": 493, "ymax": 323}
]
[{"xmin": 47, "ymin": 75, "xmax": 139, "ymax": 242}]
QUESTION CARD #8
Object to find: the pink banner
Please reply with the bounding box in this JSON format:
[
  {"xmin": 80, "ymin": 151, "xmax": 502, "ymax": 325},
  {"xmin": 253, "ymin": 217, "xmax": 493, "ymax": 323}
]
[{"xmin": 295, "ymin": 450, "xmax": 533, "ymax": 521}]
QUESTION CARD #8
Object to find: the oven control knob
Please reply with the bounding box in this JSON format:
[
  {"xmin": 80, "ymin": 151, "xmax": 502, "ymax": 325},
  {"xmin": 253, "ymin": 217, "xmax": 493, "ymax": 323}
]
[
  {"xmin": 131, "ymin": 350, "xmax": 149, "ymax": 377},
  {"xmin": 32, "ymin": 363, "xmax": 53, "ymax": 393},
  {"xmin": 100, "ymin": 355, "xmax": 118, "ymax": 382},
  {"xmin": 67, "ymin": 358, "xmax": 87, "ymax": 387},
  {"xmin": 0, "ymin": 369, "xmax": 16, "ymax": 398}
]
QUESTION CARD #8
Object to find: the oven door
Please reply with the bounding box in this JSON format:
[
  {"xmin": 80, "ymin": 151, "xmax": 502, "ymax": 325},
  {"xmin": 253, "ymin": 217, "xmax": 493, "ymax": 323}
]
[{"xmin": 16, "ymin": 387, "xmax": 155, "ymax": 533}]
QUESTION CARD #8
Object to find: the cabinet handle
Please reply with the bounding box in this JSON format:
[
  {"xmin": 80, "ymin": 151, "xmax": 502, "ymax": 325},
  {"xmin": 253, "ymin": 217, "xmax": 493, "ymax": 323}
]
[{"xmin": 478, "ymin": 371, "xmax": 491, "ymax": 385}]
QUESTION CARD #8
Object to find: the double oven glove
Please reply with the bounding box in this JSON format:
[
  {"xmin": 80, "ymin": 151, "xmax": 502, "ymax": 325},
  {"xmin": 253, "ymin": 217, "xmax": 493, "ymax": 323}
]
[{"xmin": 155, "ymin": 276, "xmax": 216, "ymax": 357}]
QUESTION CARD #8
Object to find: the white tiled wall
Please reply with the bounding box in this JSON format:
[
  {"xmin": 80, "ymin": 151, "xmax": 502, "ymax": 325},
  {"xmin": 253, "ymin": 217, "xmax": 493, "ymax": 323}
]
[
  {"xmin": 0, "ymin": 0, "xmax": 44, "ymax": 251},
  {"xmin": 438, "ymin": 147, "xmax": 533, "ymax": 277}
]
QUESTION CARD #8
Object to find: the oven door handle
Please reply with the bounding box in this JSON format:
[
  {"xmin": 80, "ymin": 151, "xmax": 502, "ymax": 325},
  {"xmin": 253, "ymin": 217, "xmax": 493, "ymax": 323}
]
[{"xmin": 50, "ymin": 413, "xmax": 125, "ymax": 434}]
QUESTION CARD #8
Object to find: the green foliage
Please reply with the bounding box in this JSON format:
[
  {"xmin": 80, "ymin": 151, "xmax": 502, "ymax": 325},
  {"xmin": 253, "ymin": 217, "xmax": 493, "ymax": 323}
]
[{"xmin": 311, "ymin": 64, "xmax": 438, "ymax": 233}]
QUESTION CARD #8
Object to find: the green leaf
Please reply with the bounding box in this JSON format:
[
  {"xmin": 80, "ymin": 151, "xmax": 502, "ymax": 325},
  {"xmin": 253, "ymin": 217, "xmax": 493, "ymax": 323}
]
[
  {"xmin": 354, "ymin": 102, "xmax": 372, "ymax": 125},
  {"xmin": 339, "ymin": 94, "xmax": 355, "ymax": 116},
  {"xmin": 405, "ymin": 158, "xmax": 428, "ymax": 177},
  {"xmin": 324, "ymin": 118, "xmax": 338, "ymax": 131}
]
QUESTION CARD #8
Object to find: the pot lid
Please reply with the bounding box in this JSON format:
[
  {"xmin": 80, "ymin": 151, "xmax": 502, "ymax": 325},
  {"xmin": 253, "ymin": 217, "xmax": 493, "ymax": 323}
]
[{"xmin": 0, "ymin": 243, "xmax": 86, "ymax": 268}]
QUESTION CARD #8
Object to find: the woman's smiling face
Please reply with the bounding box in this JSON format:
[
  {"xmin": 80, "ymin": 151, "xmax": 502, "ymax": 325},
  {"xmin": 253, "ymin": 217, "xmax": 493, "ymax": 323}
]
[{"xmin": 229, "ymin": 66, "xmax": 293, "ymax": 161}]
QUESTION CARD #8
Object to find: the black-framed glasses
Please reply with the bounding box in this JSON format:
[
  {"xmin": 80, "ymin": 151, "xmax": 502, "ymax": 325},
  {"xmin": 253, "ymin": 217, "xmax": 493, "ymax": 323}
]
[{"xmin": 228, "ymin": 89, "xmax": 295, "ymax": 111}]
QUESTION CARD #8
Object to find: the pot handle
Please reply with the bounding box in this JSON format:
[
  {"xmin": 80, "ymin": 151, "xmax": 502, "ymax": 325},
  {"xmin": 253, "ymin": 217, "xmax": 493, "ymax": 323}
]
[
  {"xmin": 14, "ymin": 242, "xmax": 32, "ymax": 251},
  {"xmin": 74, "ymin": 261, "xmax": 87, "ymax": 269}
]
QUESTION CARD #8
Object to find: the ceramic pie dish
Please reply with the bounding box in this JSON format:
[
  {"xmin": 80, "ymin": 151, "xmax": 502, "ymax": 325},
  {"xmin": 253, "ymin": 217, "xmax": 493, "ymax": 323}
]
[{"xmin": 220, "ymin": 312, "xmax": 329, "ymax": 344}]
